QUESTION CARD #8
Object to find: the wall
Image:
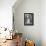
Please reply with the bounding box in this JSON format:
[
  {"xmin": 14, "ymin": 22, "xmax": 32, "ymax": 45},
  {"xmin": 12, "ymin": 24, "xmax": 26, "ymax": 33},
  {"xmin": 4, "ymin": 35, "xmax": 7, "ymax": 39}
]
[
  {"xmin": 0, "ymin": 0, "xmax": 16, "ymax": 30},
  {"xmin": 13, "ymin": 0, "xmax": 41, "ymax": 46},
  {"xmin": 41, "ymin": 0, "xmax": 46, "ymax": 46}
]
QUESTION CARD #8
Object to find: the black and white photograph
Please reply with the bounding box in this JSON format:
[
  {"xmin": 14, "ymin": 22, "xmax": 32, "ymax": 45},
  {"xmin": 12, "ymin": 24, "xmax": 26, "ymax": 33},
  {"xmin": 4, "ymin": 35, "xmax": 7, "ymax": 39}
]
[{"xmin": 24, "ymin": 13, "xmax": 34, "ymax": 25}]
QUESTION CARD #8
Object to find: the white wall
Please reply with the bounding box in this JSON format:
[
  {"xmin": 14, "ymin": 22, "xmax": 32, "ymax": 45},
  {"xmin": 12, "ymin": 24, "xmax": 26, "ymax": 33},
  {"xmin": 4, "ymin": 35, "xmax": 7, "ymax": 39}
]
[
  {"xmin": 0, "ymin": 0, "xmax": 16, "ymax": 30},
  {"xmin": 41, "ymin": 0, "xmax": 46, "ymax": 46},
  {"xmin": 13, "ymin": 0, "xmax": 41, "ymax": 46}
]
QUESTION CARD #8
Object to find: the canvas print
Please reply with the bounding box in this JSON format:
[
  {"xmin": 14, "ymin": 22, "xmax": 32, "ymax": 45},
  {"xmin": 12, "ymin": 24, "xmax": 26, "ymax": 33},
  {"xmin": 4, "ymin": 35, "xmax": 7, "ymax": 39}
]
[{"xmin": 24, "ymin": 13, "xmax": 34, "ymax": 25}]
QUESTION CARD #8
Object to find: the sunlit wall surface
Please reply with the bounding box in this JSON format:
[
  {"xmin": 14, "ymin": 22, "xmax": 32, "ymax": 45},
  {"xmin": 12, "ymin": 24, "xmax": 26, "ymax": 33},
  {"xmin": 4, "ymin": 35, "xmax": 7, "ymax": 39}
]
[{"xmin": 0, "ymin": 0, "xmax": 16, "ymax": 30}]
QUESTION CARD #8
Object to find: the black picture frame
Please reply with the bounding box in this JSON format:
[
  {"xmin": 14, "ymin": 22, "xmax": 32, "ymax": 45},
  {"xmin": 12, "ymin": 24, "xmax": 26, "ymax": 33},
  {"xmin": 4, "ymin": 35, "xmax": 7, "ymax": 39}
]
[{"xmin": 24, "ymin": 13, "xmax": 34, "ymax": 25}]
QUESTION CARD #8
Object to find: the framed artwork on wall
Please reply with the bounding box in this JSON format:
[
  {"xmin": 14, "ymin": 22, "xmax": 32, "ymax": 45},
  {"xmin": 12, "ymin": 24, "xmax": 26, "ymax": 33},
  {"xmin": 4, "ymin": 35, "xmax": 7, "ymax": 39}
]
[{"xmin": 24, "ymin": 13, "xmax": 34, "ymax": 26}]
